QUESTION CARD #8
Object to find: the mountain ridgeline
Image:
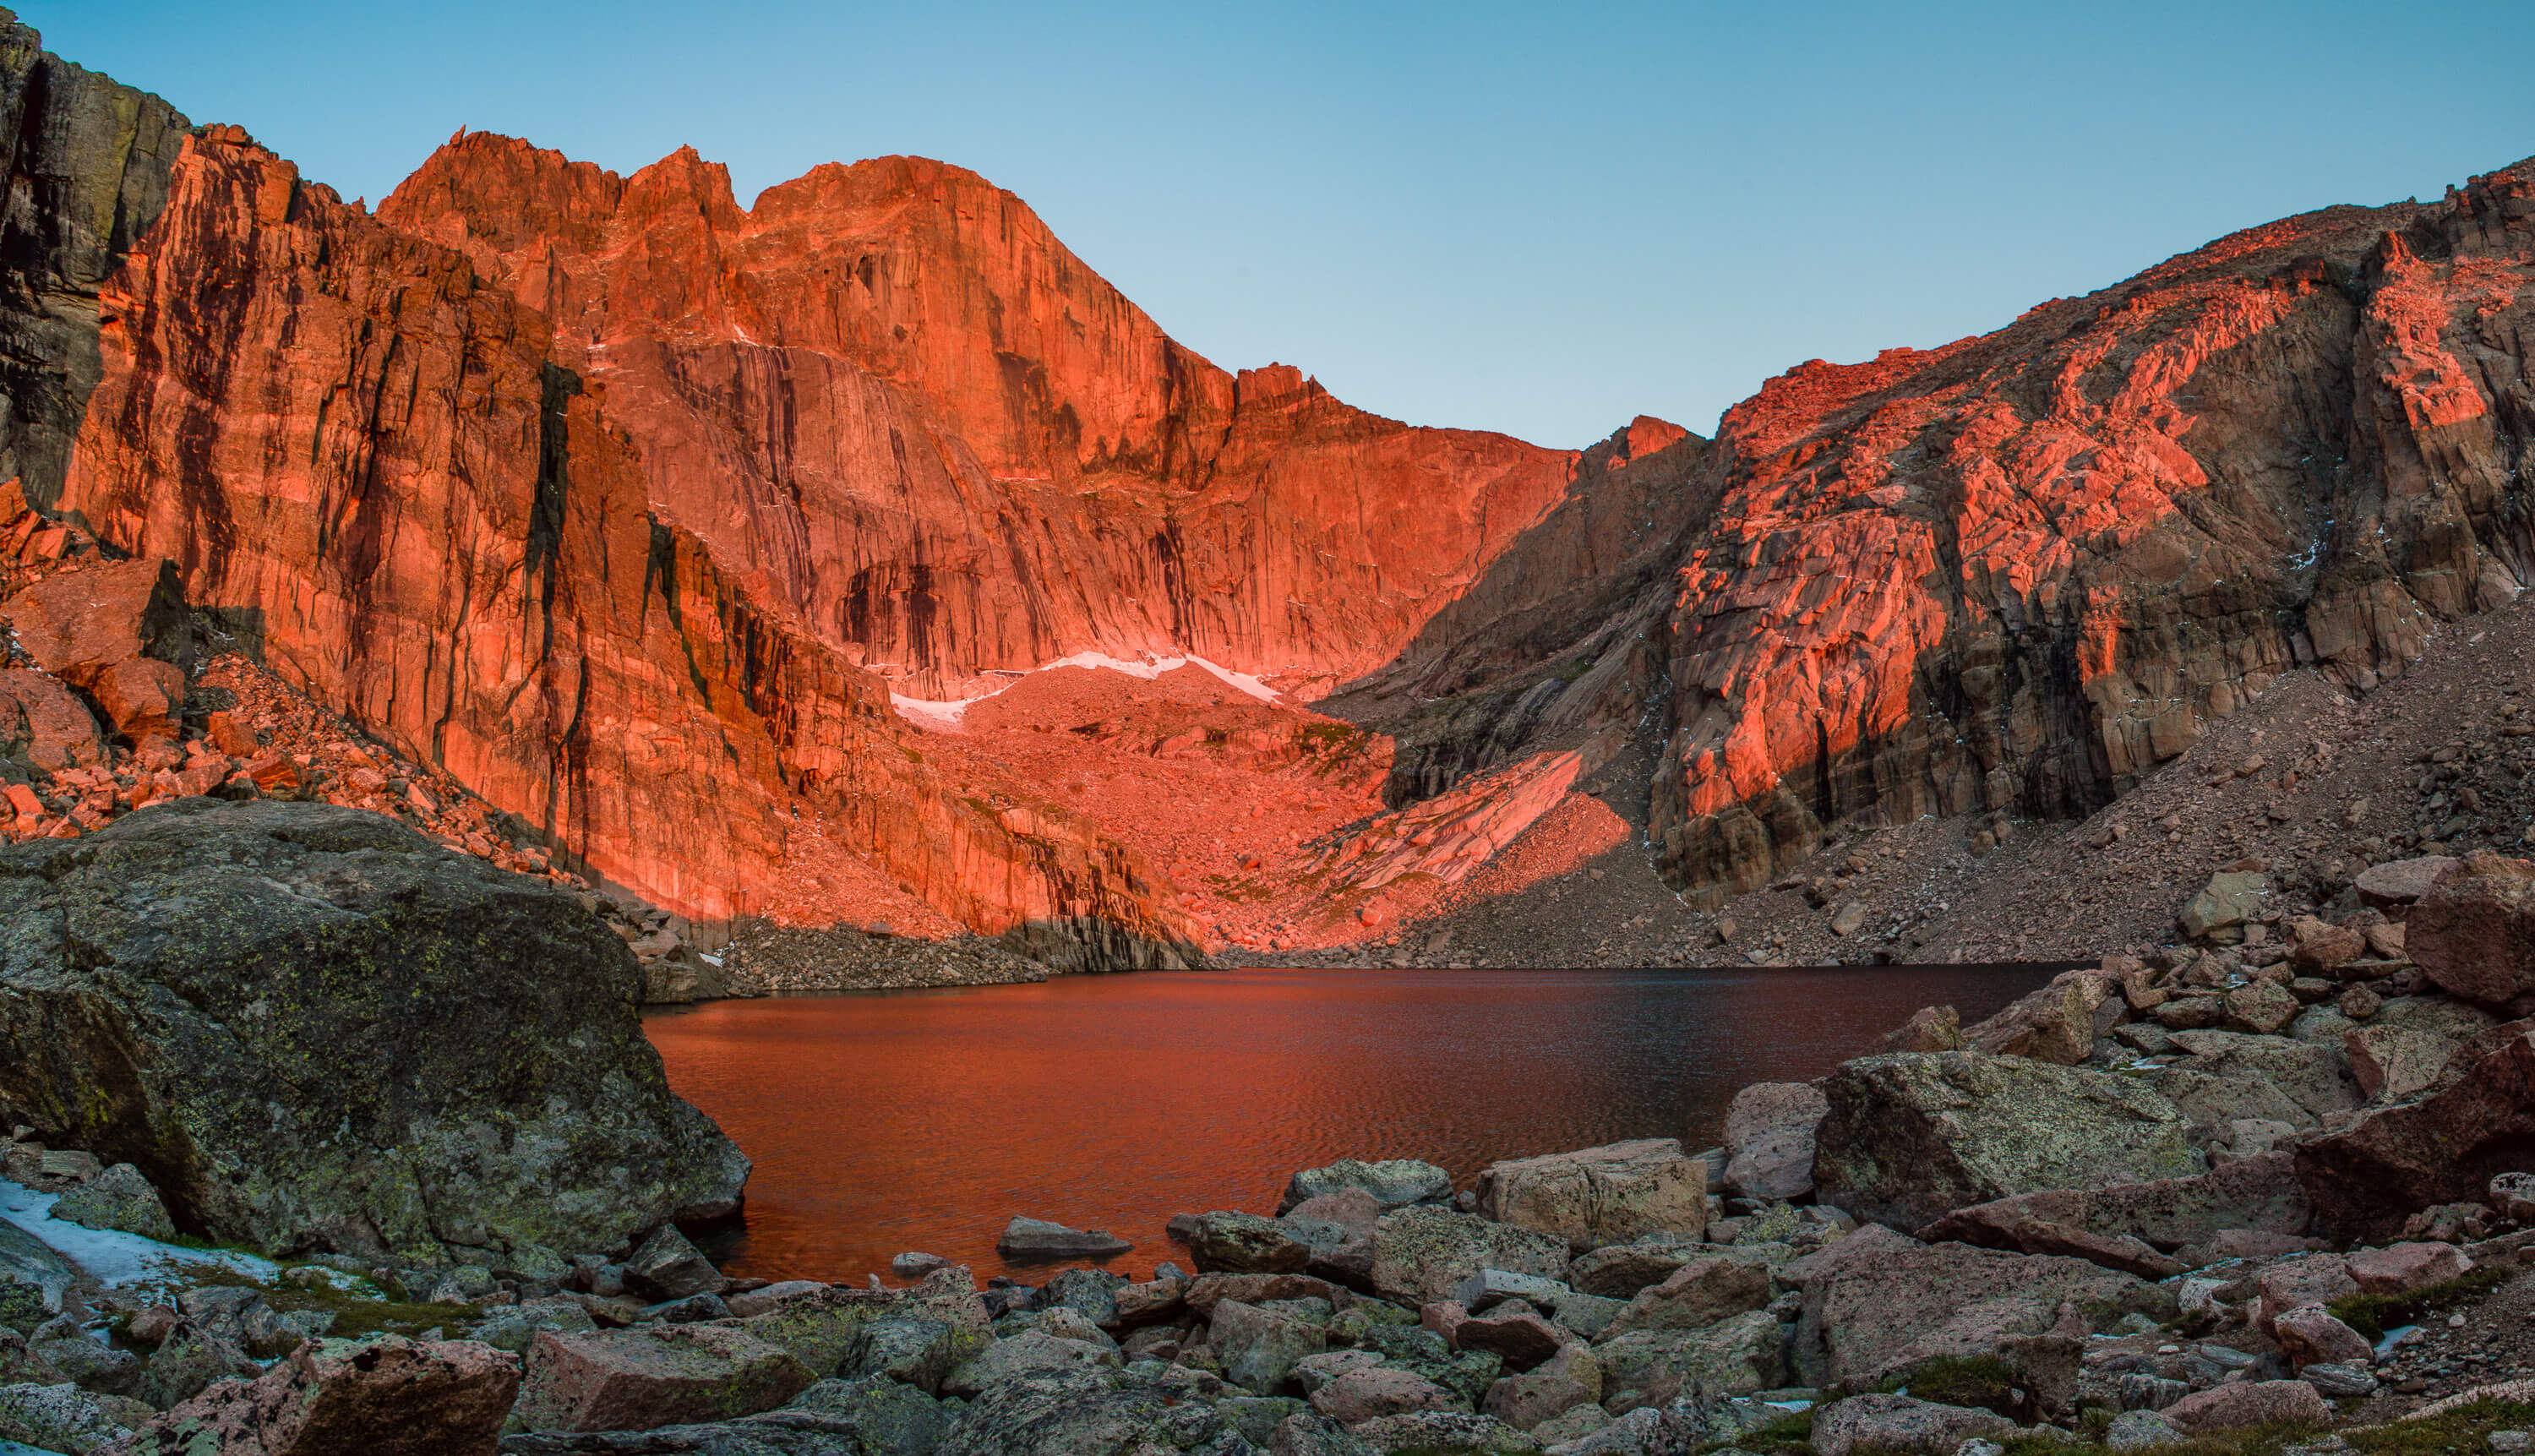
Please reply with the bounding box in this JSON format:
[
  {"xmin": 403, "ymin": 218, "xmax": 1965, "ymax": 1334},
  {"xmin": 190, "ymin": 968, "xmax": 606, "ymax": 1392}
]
[{"xmin": 14, "ymin": 0, "xmax": 2535, "ymax": 951}]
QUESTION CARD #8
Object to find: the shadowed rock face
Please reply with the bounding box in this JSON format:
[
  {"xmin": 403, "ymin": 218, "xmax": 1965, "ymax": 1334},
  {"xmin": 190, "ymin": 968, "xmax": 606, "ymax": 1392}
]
[
  {"xmin": 0, "ymin": 799, "xmax": 749, "ymax": 1261},
  {"xmin": 0, "ymin": 8, "xmax": 189, "ymax": 505},
  {"xmin": 1639, "ymin": 166, "xmax": 2535, "ymax": 901}
]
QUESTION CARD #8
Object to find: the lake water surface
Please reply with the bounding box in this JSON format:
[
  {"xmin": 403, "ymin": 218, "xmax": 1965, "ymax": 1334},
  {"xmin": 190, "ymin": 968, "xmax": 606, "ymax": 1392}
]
[{"xmin": 644, "ymin": 964, "xmax": 2058, "ymax": 1283}]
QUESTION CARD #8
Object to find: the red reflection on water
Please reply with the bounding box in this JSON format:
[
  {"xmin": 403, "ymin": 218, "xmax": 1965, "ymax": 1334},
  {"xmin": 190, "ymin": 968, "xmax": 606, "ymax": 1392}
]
[{"xmin": 643, "ymin": 965, "xmax": 2054, "ymax": 1284}]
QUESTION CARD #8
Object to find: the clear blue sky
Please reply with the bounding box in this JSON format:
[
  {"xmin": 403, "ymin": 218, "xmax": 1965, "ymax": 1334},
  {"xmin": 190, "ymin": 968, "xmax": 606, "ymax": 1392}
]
[{"xmin": 44, "ymin": 2, "xmax": 2535, "ymax": 449}]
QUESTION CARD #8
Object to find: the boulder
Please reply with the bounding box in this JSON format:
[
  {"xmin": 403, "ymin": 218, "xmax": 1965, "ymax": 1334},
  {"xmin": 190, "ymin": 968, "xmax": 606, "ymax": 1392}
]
[
  {"xmin": 1564, "ymin": 1244, "xmax": 1698, "ymax": 1300},
  {"xmin": 137, "ymin": 1324, "xmax": 259, "ymax": 1410},
  {"xmin": 2357, "ymin": 856, "xmax": 2460, "ymax": 909},
  {"xmin": 1481, "ymin": 1369, "xmax": 1593, "ymax": 1432},
  {"xmin": 1812, "ymin": 1051, "xmax": 2201, "ymax": 1230},
  {"xmin": 1208, "ymin": 1299, "xmax": 1324, "ymax": 1394},
  {"xmin": 1591, "ymin": 1309, "xmax": 1785, "ymax": 1398},
  {"xmin": 2162, "ymin": 1378, "xmax": 2331, "ymax": 1432},
  {"xmin": 2348, "ymin": 1025, "xmax": 2470, "ymax": 1100},
  {"xmin": 1310, "ymin": 1366, "xmax": 1458, "ymax": 1424},
  {"xmin": 1721, "ymin": 1082, "xmax": 1828, "ymax": 1200},
  {"xmin": 0, "ymin": 671, "xmax": 102, "ymax": 772},
  {"xmin": 1360, "ymin": 1206, "xmax": 1569, "ymax": 1307},
  {"xmin": 838, "ymin": 1315, "xmax": 960, "ymax": 1393},
  {"xmin": 1345, "ymin": 1410, "xmax": 1542, "ymax": 1454},
  {"xmin": 2409, "ymin": 853, "xmax": 2535, "ymax": 1011},
  {"xmin": 2106, "ymin": 1409, "xmax": 2189, "ymax": 1451},
  {"xmin": 2271, "ymin": 1306, "xmax": 2372, "ymax": 1369},
  {"xmin": 935, "ymin": 1363, "xmax": 1251, "ymax": 1456},
  {"xmin": 50, "ymin": 1164, "xmax": 177, "ymax": 1243},
  {"xmin": 1811, "ymin": 1393, "xmax": 2015, "ymax": 1456},
  {"xmin": 1597, "ymin": 1257, "xmax": 1772, "ymax": 1338},
  {"xmin": 1278, "ymin": 1159, "xmax": 1453, "ymax": 1215},
  {"xmin": 2179, "ymin": 872, "xmax": 2266, "ymax": 942},
  {"xmin": 624, "ymin": 1224, "xmax": 724, "ymax": 1302},
  {"xmin": 995, "ymin": 1217, "xmax": 1131, "ymax": 1261},
  {"xmin": 512, "ymin": 1325, "xmax": 812, "ymax": 1432},
  {"xmin": 1792, "ymin": 1235, "xmax": 2167, "ymax": 1392},
  {"xmin": 1961, "ymin": 970, "xmax": 2123, "ymax": 1065},
  {"xmin": 1473, "ymin": 1140, "xmax": 1706, "ymax": 1252},
  {"xmin": 0, "ymin": 1381, "xmax": 147, "ymax": 1454},
  {"xmin": 941, "ymin": 1328, "xmax": 1120, "ymax": 1399},
  {"xmin": 1916, "ymin": 1151, "xmax": 2313, "ymax": 1252},
  {"xmin": 1452, "ymin": 1306, "xmax": 1564, "ymax": 1370},
  {"xmin": 2251, "ymin": 1257, "xmax": 2358, "ymax": 1330},
  {"xmin": 0, "ymin": 559, "xmax": 192, "ymax": 744},
  {"xmin": 737, "ymin": 1269, "xmax": 991, "ymax": 1376},
  {"xmin": 2295, "ymin": 1020, "xmax": 2535, "ymax": 1241},
  {"xmin": 112, "ymin": 1336, "xmax": 518, "ymax": 1455},
  {"xmin": 2225, "ymin": 981, "xmax": 2301, "ymax": 1035},
  {"xmin": 0, "ymin": 802, "xmax": 746, "ymax": 1261},
  {"xmin": 2344, "ymin": 1241, "xmax": 2472, "ymax": 1295},
  {"xmin": 1186, "ymin": 1212, "xmax": 1314, "ymax": 1274},
  {"xmin": 1881, "ymin": 1005, "xmax": 1965, "ymax": 1053},
  {"xmin": 0, "ymin": 1222, "xmax": 78, "ymax": 1331}
]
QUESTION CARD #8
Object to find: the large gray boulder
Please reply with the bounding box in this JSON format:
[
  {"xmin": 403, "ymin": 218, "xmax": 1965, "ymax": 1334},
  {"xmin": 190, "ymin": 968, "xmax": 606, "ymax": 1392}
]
[
  {"xmin": 1359, "ymin": 1206, "xmax": 1568, "ymax": 1306},
  {"xmin": 1278, "ymin": 1159, "xmax": 1453, "ymax": 1215},
  {"xmin": 0, "ymin": 1222, "xmax": 76, "ymax": 1332},
  {"xmin": 936, "ymin": 1362, "xmax": 1256, "ymax": 1455},
  {"xmin": 1790, "ymin": 1228, "xmax": 2170, "ymax": 1395},
  {"xmin": 0, "ymin": 800, "xmax": 748, "ymax": 1262},
  {"xmin": 1721, "ymin": 1082, "xmax": 1827, "ymax": 1201},
  {"xmin": 1812, "ymin": 1051, "xmax": 2201, "ymax": 1230},
  {"xmin": 1473, "ymin": 1140, "xmax": 1706, "ymax": 1252}
]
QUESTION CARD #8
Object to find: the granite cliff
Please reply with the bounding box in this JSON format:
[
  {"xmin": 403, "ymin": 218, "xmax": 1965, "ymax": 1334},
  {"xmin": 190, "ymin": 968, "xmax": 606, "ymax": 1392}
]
[{"xmin": 9, "ymin": 0, "xmax": 2535, "ymax": 959}]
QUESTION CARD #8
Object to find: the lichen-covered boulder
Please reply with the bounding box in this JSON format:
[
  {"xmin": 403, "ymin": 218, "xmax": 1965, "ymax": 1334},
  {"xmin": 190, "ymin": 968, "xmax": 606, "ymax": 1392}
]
[
  {"xmin": 1473, "ymin": 1140, "xmax": 1706, "ymax": 1252},
  {"xmin": 51, "ymin": 1164, "xmax": 176, "ymax": 1242},
  {"xmin": 1813, "ymin": 1051, "xmax": 2201, "ymax": 1230},
  {"xmin": 0, "ymin": 800, "xmax": 747, "ymax": 1262},
  {"xmin": 111, "ymin": 1335, "xmax": 519, "ymax": 1456},
  {"xmin": 1278, "ymin": 1159, "xmax": 1453, "ymax": 1215},
  {"xmin": 1360, "ymin": 1206, "xmax": 1568, "ymax": 1307}
]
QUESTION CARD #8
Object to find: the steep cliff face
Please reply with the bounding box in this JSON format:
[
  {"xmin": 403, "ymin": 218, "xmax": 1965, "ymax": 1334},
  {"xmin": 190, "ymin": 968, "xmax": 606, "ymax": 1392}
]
[
  {"xmin": 1643, "ymin": 164, "xmax": 2535, "ymax": 903},
  {"xmin": 374, "ymin": 134, "xmax": 1585, "ymax": 699},
  {"xmin": 0, "ymin": 8, "xmax": 188, "ymax": 505},
  {"xmin": 61, "ymin": 126, "xmax": 1201, "ymax": 956}
]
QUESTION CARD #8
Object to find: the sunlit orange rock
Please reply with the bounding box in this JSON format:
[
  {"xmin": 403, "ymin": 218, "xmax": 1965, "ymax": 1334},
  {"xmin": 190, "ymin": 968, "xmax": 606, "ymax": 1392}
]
[{"xmin": 1645, "ymin": 163, "xmax": 2535, "ymax": 902}]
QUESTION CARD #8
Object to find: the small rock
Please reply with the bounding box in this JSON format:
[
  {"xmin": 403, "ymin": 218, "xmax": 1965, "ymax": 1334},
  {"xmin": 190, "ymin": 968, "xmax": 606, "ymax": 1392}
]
[
  {"xmin": 890, "ymin": 1252, "xmax": 948, "ymax": 1279},
  {"xmin": 996, "ymin": 1216, "xmax": 1131, "ymax": 1260}
]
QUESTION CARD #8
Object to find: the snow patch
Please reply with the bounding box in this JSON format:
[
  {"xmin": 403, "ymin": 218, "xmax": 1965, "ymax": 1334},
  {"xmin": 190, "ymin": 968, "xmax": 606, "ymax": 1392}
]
[
  {"xmin": 1, "ymin": 1177, "xmax": 280, "ymax": 1290},
  {"xmin": 890, "ymin": 651, "xmax": 1285, "ymax": 731}
]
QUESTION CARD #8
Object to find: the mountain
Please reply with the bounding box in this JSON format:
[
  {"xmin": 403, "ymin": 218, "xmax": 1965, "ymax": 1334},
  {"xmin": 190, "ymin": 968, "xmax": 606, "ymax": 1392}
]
[{"xmin": 10, "ymin": 0, "xmax": 2535, "ymax": 966}]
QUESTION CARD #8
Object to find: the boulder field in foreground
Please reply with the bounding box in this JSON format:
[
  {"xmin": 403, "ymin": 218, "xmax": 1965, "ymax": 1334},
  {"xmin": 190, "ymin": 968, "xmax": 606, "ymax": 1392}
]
[{"xmin": 0, "ymin": 799, "xmax": 747, "ymax": 1262}]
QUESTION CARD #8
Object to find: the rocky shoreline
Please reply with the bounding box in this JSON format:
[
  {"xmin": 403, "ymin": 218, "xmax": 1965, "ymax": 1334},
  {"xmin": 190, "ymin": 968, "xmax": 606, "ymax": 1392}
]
[{"xmin": 3, "ymin": 799, "xmax": 2535, "ymax": 1454}]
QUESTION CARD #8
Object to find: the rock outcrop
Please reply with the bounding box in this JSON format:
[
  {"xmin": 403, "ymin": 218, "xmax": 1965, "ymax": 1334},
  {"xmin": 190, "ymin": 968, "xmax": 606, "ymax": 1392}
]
[
  {"xmin": 0, "ymin": 799, "xmax": 747, "ymax": 1260},
  {"xmin": 60, "ymin": 125, "xmax": 1208, "ymax": 957},
  {"xmin": 1638, "ymin": 161, "xmax": 2535, "ymax": 902},
  {"xmin": 0, "ymin": 9, "xmax": 190, "ymax": 507}
]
